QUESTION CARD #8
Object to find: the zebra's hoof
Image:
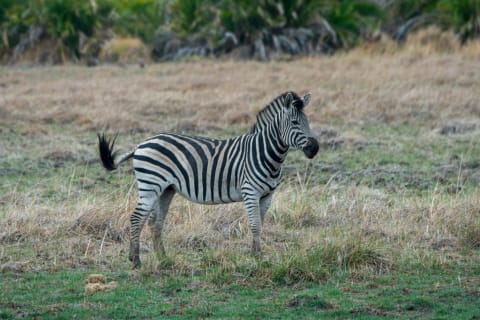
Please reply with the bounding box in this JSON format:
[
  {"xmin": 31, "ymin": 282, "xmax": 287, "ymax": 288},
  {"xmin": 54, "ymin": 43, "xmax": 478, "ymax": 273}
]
[
  {"xmin": 251, "ymin": 248, "xmax": 262, "ymax": 258},
  {"xmin": 129, "ymin": 255, "xmax": 141, "ymax": 269}
]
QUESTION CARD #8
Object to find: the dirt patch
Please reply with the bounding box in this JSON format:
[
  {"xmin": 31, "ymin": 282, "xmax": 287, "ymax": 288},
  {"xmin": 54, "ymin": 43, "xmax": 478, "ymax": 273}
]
[
  {"xmin": 0, "ymin": 261, "xmax": 31, "ymax": 273},
  {"xmin": 43, "ymin": 150, "xmax": 78, "ymax": 168},
  {"xmin": 431, "ymin": 237, "xmax": 459, "ymax": 251},
  {"xmin": 440, "ymin": 122, "xmax": 478, "ymax": 135},
  {"xmin": 435, "ymin": 161, "xmax": 480, "ymax": 187},
  {"xmin": 350, "ymin": 305, "xmax": 391, "ymax": 317},
  {"xmin": 287, "ymin": 294, "xmax": 336, "ymax": 310},
  {"xmin": 328, "ymin": 167, "xmax": 433, "ymax": 191},
  {"xmin": 312, "ymin": 127, "xmax": 344, "ymax": 150}
]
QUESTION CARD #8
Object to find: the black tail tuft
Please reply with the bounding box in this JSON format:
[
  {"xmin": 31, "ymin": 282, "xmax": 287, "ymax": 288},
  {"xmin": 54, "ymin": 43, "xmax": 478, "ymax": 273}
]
[{"xmin": 98, "ymin": 133, "xmax": 118, "ymax": 171}]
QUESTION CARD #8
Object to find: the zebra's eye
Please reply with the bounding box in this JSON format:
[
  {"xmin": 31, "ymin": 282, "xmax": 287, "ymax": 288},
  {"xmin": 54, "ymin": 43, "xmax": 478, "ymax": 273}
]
[{"xmin": 292, "ymin": 120, "xmax": 299, "ymax": 126}]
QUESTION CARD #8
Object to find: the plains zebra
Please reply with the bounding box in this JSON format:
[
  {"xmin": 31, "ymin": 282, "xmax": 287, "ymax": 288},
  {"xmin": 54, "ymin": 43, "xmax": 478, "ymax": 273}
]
[{"xmin": 98, "ymin": 91, "xmax": 319, "ymax": 268}]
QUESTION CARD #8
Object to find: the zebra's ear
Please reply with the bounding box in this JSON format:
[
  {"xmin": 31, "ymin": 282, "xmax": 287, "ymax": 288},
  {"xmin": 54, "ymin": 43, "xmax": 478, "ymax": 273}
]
[
  {"xmin": 303, "ymin": 93, "xmax": 311, "ymax": 107},
  {"xmin": 284, "ymin": 92, "xmax": 293, "ymax": 108}
]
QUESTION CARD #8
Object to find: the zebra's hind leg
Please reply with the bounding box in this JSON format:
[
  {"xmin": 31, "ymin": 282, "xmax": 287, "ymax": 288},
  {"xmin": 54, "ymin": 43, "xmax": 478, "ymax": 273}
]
[
  {"xmin": 148, "ymin": 186, "xmax": 175, "ymax": 261},
  {"xmin": 129, "ymin": 193, "xmax": 157, "ymax": 269}
]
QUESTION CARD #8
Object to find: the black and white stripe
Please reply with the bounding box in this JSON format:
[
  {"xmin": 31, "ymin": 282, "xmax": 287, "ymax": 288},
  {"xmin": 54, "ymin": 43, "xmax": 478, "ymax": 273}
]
[{"xmin": 98, "ymin": 91, "xmax": 319, "ymax": 268}]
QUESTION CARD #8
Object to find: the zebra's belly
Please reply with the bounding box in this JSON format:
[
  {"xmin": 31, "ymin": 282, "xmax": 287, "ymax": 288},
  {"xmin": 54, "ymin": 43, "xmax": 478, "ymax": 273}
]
[{"xmin": 174, "ymin": 185, "xmax": 244, "ymax": 204}]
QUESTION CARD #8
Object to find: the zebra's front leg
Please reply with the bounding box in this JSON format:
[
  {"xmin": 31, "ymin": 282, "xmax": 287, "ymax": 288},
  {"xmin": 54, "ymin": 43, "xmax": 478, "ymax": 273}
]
[
  {"xmin": 260, "ymin": 193, "xmax": 273, "ymax": 225},
  {"xmin": 242, "ymin": 188, "xmax": 263, "ymax": 256}
]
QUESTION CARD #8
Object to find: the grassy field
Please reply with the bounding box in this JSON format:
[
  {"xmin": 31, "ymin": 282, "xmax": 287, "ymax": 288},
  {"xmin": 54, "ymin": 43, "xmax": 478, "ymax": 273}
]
[{"xmin": 1, "ymin": 50, "xmax": 480, "ymax": 319}]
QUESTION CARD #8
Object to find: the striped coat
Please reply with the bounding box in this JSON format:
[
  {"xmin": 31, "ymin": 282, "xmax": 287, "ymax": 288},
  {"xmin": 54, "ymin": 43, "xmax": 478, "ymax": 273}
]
[{"xmin": 99, "ymin": 91, "xmax": 319, "ymax": 268}]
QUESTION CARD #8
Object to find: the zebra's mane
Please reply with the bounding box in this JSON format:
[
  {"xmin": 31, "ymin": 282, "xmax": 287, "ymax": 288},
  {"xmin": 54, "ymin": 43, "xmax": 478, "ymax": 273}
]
[{"xmin": 250, "ymin": 91, "xmax": 304, "ymax": 133}]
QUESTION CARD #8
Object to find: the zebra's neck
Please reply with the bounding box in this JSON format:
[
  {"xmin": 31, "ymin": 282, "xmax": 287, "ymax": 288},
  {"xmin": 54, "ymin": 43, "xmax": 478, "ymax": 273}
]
[
  {"xmin": 250, "ymin": 94, "xmax": 285, "ymax": 134},
  {"xmin": 252, "ymin": 117, "xmax": 289, "ymax": 173}
]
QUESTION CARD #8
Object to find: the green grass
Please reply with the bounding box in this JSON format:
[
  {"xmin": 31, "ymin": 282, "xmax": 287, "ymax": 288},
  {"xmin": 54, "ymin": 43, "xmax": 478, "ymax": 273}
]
[{"xmin": 1, "ymin": 264, "xmax": 479, "ymax": 319}]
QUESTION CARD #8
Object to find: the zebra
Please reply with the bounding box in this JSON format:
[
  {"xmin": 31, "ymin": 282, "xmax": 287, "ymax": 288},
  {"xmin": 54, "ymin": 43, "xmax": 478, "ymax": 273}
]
[{"xmin": 98, "ymin": 91, "xmax": 319, "ymax": 268}]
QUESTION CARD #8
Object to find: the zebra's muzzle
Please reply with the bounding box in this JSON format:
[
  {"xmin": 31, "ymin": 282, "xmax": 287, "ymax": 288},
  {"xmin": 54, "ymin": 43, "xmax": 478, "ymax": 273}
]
[{"xmin": 303, "ymin": 137, "xmax": 319, "ymax": 159}]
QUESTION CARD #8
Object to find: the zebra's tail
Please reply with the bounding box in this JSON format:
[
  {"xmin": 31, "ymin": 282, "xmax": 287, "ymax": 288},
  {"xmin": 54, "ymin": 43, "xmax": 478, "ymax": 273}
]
[{"xmin": 98, "ymin": 133, "xmax": 134, "ymax": 171}]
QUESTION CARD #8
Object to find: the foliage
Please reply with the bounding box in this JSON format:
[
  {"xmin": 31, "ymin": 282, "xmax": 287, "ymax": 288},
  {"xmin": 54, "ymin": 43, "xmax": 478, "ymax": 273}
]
[
  {"xmin": 166, "ymin": 0, "xmax": 386, "ymax": 48},
  {"xmin": 2, "ymin": 0, "xmax": 480, "ymax": 60},
  {"xmin": 169, "ymin": 0, "xmax": 215, "ymax": 36},
  {"xmin": 42, "ymin": 0, "xmax": 109, "ymax": 57},
  {"xmin": 387, "ymin": 0, "xmax": 480, "ymax": 42},
  {"xmin": 218, "ymin": 0, "xmax": 322, "ymax": 42},
  {"xmin": 435, "ymin": 0, "xmax": 480, "ymax": 42},
  {"xmin": 0, "ymin": 0, "xmax": 35, "ymax": 49},
  {"xmin": 0, "ymin": 0, "xmax": 114, "ymax": 58},
  {"xmin": 1, "ymin": 0, "xmax": 168, "ymax": 57},
  {"xmin": 112, "ymin": 0, "xmax": 170, "ymax": 42},
  {"xmin": 218, "ymin": 0, "xmax": 270, "ymax": 42},
  {"xmin": 276, "ymin": 0, "xmax": 322, "ymax": 28},
  {"xmin": 319, "ymin": 0, "xmax": 385, "ymax": 48}
]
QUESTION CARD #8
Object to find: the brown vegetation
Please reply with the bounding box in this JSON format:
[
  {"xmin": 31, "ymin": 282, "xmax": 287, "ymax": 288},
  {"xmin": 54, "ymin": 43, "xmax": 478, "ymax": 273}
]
[
  {"xmin": 84, "ymin": 273, "xmax": 118, "ymax": 294},
  {"xmin": 2, "ymin": 32, "xmax": 480, "ymax": 136}
]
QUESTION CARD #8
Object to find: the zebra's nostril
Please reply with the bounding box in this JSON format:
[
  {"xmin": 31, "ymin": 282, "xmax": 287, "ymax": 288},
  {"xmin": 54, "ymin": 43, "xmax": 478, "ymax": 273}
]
[{"xmin": 302, "ymin": 137, "xmax": 319, "ymax": 159}]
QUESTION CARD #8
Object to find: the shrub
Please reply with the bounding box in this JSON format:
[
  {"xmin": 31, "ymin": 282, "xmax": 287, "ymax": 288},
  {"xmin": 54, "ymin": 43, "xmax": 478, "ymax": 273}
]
[
  {"xmin": 169, "ymin": 0, "xmax": 215, "ymax": 36},
  {"xmin": 435, "ymin": 0, "xmax": 480, "ymax": 43},
  {"xmin": 387, "ymin": 0, "xmax": 480, "ymax": 43},
  {"xmin": 218, "ymin": 0, "xmax": 322, "ymax": 42},
  {"xmin": 319, "ymin": 0, "xmax": 386, "ymax": 48},
  {"xmin": 112, "ymin": 0, "xmax": 169, "ymax": 43},
  {"xmin": 42, "ymin": 0, "xmax": 104, "ymax": 57},
  {"xmin": 1, "ymin": 0, "xmax": 115, "ymax": 59},
  {"xmin": 0, "ymin": 0, "xmax": 34, "ymax": 49},
  {"xmin": 218, "ymin": 0, "xmax": 270, "ymax": 43}
]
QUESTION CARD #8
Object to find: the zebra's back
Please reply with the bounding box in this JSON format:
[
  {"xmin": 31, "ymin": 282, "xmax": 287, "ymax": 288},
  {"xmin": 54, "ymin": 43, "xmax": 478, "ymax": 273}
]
[{"xmin": 133, "ymin": 133, "xmax": 246, "ymax": 204}]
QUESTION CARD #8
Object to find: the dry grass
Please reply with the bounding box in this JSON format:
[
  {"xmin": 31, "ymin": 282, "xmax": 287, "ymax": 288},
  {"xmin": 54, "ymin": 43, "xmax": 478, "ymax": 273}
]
[
  {"xmin": 1, "ymin": 49, "xmax": 479, "ymax": 279},
  {"xmin": 402, "ymin": 26, "xmax": 460, "ymax": 55},
  {"xmin": 99, "ymin": 37, "xmax": 150, "ymax": 64},
  {"xmin": 460, "ymin": 39, "xmax": 480, "ymax": 58},
  {"xmin": 2, "ymin": 174, "xmax": 478, "ymax": 277},
  {"xmin": 2, "ymin": 45, "xmax": 480, "ymax": 134}
]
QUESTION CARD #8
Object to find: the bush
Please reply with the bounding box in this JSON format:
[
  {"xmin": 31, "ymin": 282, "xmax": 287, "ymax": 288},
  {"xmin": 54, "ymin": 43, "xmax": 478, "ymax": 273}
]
[
  {"xmin": 435, "ymin": 0, "xmax": 480, "ymax": 43},
  {"xmin": 112, "ymin": 0, "xmax": 169, "ymax": 43},
  {"xmin": 218, "ymin": 0, "xmax": 270, "ymax": 43},
  {"xmin": 387, "ymin": 0, "xmax": 480, "ymax": 43},
  {"xmin": 166, "ymin": 0, "xmax": 385, "ymax": 49},
  {"xmin": 218, "ymin": 0, "xmax": 322, "ymax": 42},
  {"xmin": 0, "ymin": 0, "xmax": 34, "ymax": 49},
  {"xmin": 319, "ymin": 0, "xmax": 385, "ymax": 48},
  {"xmin": 42, "ymin": 0, "xmax": 107, "ymax": 57},
  {"xmin": 2, "ymin": 0, "xmax": 480, "ymax": 63},
  {"xmin": 1, "ymin": 0, "xmax": 114, "ymax": 59},
  {"xmin": 170, "ymin": 0, "xmax": 215, "ymax": 36}
]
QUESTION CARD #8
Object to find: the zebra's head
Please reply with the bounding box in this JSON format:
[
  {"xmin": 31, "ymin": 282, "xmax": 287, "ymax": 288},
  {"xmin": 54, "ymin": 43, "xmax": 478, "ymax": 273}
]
[{"xmin": 280, "ymin": 92, "xmax": 319, "ymax": 159}]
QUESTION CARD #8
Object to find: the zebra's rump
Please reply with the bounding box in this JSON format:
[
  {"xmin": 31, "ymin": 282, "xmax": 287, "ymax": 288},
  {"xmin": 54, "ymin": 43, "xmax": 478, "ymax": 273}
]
[{"xmin": 132, "ymin": 133, "xmax": 245, "ymax": 204}]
